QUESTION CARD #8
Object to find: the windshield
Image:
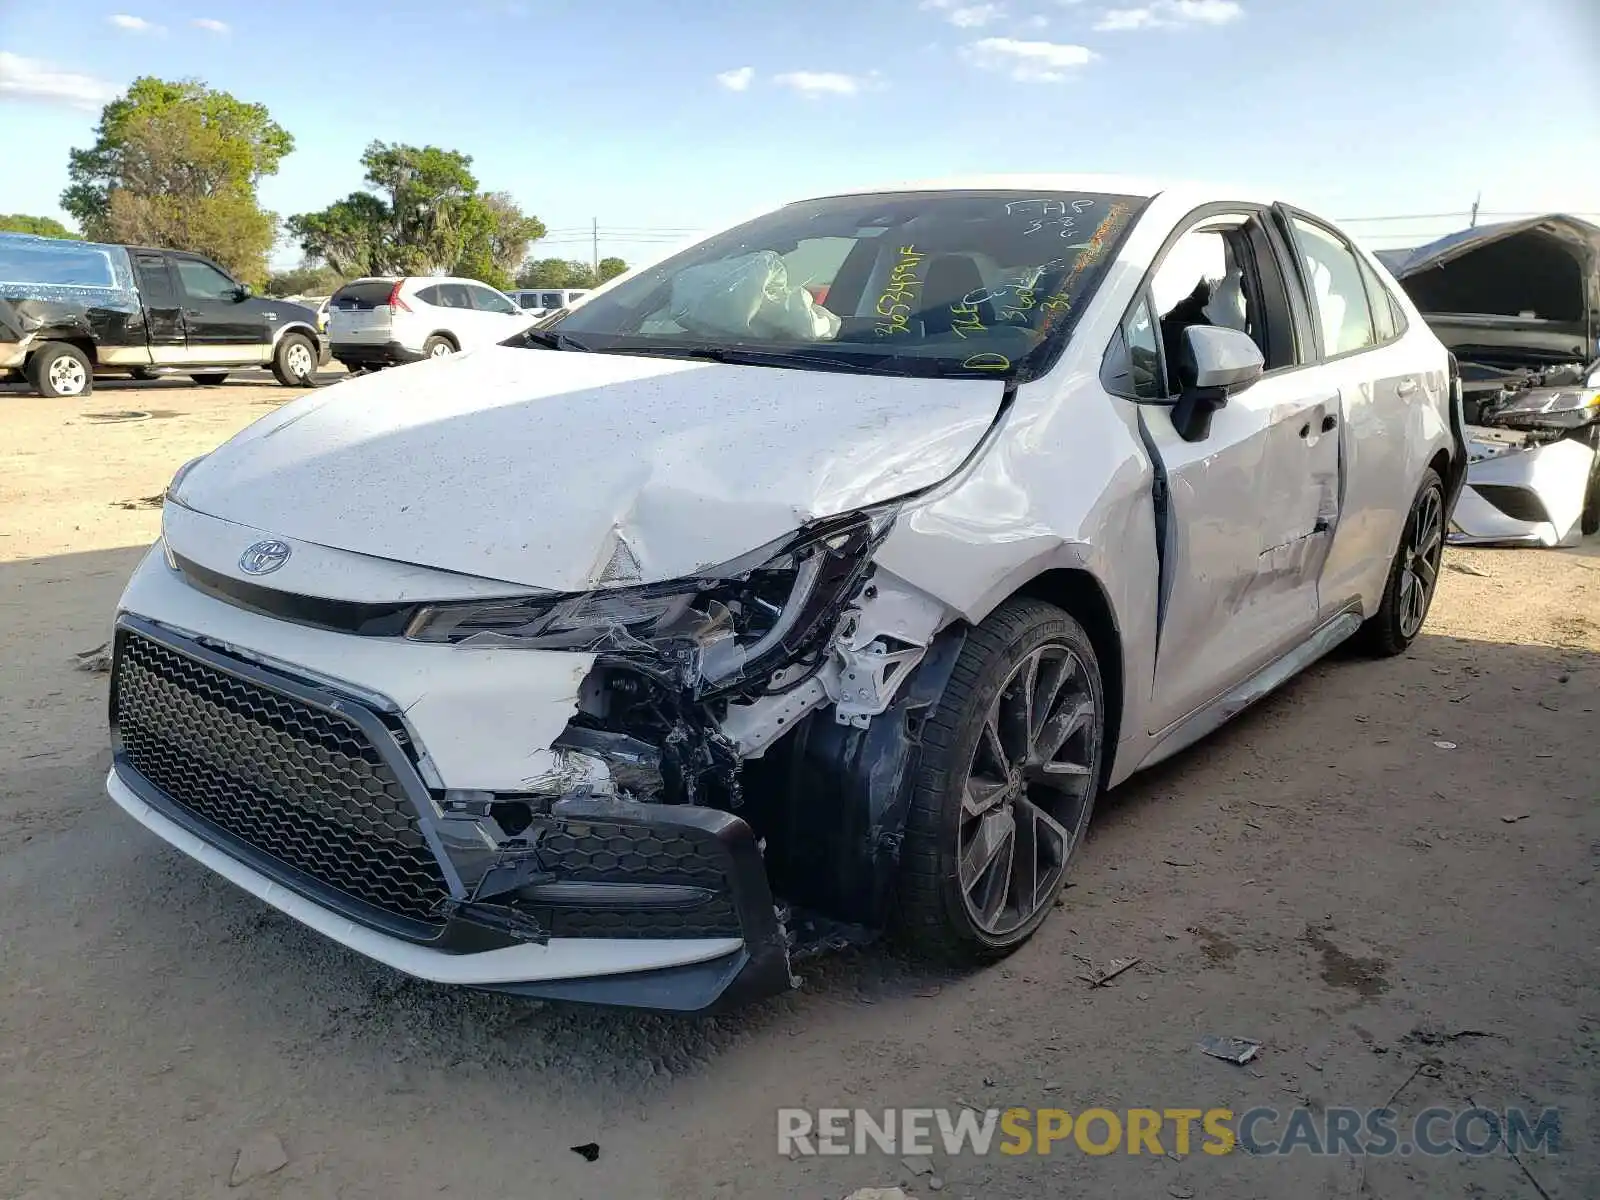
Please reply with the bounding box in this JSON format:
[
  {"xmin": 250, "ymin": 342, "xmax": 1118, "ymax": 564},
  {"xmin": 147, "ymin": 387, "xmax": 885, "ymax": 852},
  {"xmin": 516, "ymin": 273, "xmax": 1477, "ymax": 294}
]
[{"xmin": 539, "ymin": 190, "xmax": 1146, "ymax": 379}]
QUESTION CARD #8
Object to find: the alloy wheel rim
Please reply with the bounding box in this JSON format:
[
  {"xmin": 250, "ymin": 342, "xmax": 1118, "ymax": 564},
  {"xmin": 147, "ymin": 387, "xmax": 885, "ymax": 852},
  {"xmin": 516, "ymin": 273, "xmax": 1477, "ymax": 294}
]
[
  {"xmin": 49, "ymin": 356, "xmax": 87, "ymax": 395},
  {"xmin": 430, "ymin": 342, "xmax": 452, "ymax": 357},
  {"xmin": 958, "ymin": 642, "xmax": 1099, "ymax": 937},
  {"xmin": 1398, "ymin": 485, "xmax": 1444, "ymax": 639},
  {"xmin": 286, "ymin": 343, "xmax": 313, "ymax": 377}
]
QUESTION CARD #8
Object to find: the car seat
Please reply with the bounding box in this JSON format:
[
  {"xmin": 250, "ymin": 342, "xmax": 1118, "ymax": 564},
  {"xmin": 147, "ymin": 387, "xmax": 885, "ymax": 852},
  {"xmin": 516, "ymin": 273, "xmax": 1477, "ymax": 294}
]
[{"xmin": 918, "ymin": 255, "xmax": 995, "ymax": 335}]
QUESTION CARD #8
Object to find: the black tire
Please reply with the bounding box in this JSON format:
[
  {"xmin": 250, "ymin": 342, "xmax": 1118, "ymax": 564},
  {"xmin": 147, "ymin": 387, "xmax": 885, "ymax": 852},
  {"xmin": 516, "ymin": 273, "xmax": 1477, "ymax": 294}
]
[
  {"xmin": 27, "ymin": 341, "xmax": 93, "ymax": 398},
  {"xmin": 191, "ymin": 372, "xmax": 229, "ymax": 386},
  {"xmin": 895, "ymin": 597, "xmax": 1106, "ymax": 964},
  {"xmin": 129, "ymin": 366, "xmax": 159, "ymax": 381},
  {"xmin": 1355, "ymin": 468, "xmax": 1446, "ymax": 657},
  {"xmin": 272, "ymin": 332, "xmax": 318, "ymax": 387},
  {"xmin": 421, "ymin": 334, "xmax": 456, "ymax": 359}
]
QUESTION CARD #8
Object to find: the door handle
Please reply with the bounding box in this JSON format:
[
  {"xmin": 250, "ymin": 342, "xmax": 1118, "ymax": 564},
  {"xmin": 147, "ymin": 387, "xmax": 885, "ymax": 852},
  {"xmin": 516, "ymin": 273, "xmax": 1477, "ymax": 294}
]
[
  {"xmin": 1321, "ymin": 414, "xmax": 1337, "ymax": 432},
  {"xmin": 1396, "ymin": 377, "xmax": 1419, "ymax": 397}
]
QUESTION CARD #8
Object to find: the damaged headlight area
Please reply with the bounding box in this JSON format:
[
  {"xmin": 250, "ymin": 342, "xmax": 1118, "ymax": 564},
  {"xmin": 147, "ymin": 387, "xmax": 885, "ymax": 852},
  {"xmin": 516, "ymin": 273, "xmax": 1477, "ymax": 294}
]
[{"xmin": 404, "ymin": 504, "xmax": 899, "ymax": 698}]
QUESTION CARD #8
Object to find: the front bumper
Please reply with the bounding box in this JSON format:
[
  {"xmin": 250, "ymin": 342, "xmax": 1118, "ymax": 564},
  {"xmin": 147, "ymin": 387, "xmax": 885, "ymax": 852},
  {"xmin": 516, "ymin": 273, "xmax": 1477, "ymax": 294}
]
[
  {"xmin": 1448, "ymin": 430, "xmax": 1595, "ymax": 548},
  {"xmin": 106, "ymin": 612, "xmax": 792, "ymax": 1012},
  {"xmin": 330, "ymin": 339, "xmax": 423, "ymax": 369}
]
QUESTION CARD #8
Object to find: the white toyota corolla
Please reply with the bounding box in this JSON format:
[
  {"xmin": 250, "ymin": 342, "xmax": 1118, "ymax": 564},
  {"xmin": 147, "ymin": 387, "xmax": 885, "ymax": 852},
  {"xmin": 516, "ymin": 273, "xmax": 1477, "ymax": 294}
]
[{"xmin": 107, "ymin": 177, "xmax": 1465, "ymax": 1011}]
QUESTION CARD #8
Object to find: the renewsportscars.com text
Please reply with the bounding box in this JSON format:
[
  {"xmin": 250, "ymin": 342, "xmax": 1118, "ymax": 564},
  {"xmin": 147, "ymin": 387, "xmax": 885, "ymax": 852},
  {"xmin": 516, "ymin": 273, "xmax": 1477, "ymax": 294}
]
[{"xmin": 777, "ymin": 1106, "xmax": 1563, "ymax": 1158}]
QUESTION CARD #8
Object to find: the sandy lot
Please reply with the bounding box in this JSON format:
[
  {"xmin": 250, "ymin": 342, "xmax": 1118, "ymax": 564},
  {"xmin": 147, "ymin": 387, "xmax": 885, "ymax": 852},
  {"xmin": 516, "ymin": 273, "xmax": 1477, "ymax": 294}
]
[{"xmin": 1, "ymin": 378, "xmax": 1596, "ymax": 1200}]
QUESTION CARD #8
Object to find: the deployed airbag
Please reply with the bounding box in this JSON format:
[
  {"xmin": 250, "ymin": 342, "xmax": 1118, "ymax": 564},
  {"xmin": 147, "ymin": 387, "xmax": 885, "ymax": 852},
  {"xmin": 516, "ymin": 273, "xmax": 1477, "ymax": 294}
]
[{"xmin": 667, "ymin": 251, "xmax": 842, "ymax": 342}]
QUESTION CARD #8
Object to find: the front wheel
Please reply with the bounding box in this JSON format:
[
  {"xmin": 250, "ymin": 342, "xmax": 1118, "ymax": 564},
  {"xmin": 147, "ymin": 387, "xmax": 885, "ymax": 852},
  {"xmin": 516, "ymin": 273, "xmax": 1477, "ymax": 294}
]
[
  {"xmin": 895, "ymin": 598, "xmax": 1105, "ymax": 963},
  {"xmin": 272, "ymin": 332, "xmax": 318, "ymax": 387},
  {"xmin": 28, "ymin": 342, "xmax": 93, "ymax": 398},
  {"xmin": 1355, "ymin": 468, "xmax": 1445, "ymax": 656}
]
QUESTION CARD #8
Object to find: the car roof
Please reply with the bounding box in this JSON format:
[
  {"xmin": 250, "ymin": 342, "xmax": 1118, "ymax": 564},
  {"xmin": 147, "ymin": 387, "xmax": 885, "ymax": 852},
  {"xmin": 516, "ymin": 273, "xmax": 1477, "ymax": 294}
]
[{"xmin": 791, "ymin": 173, "xmax": 1286, "ymax": 213}]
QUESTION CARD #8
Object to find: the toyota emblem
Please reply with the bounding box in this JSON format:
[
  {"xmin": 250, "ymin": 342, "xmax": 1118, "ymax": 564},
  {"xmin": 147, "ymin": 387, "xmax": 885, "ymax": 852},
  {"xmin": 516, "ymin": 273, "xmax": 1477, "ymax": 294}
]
[{"xmin": 239, "ymin": 539, "xmax": 292, "ymax": 576}]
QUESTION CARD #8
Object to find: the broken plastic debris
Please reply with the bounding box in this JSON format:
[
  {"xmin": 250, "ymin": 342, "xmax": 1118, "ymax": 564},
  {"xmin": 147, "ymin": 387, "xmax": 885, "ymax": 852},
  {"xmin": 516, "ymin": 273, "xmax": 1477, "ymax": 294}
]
[
  {"xmin": 901, "ymin": 1154, "xmax": 934, "ymax": 1176},
  {"xmin": 1197, "ymin": 1035, "xmax": 1261, "ymax": 1065},
  {"xmin": 843, "ymin": 1190, "xmax": 913, "ymax": 1200},
  {"xmin": 73, "ymin": 643, "xmax": 111, "ymax": 673},
  {"xmin": 1500, "ymin": 812, "xmax": 1532, "ymax": 824},
  {"xmin": 1079, "ymin": 956, "xmax": 1141, "ymax": 987},
  {"xmin": 1433, "ymin": 740, "xmax": 1457, "ymax": 750},
  {"xmin": 569, "ymin": 1142, "xmax": 600, "ymax": 1162}
]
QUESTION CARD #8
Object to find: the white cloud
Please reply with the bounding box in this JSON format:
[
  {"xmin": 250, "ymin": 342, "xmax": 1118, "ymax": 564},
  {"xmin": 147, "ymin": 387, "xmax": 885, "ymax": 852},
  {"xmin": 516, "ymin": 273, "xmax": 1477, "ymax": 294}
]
[
  {"xmin": 715, "ymin": 66, "xmax": 755, "ymax": 91},
  {"xmin": 962, "ymin": 36, "xmax": 1095, "ymax": 82},
  {"xmin": 1027, "ymin": 13, "xmax": 1051, "ymax": 26},
  {"xmin": 108, "ymin": 13, "xmax": 160, "ymax": 32},
  {"xmin": 1094, "ymin": 0, "xmax": 1241, "ymax": 31},
  {"xmin": 948, "ymin": 4, "xmax": 1004, "ymax": 26},
  {"xmin": 190, "ymin": 17, "xmax": 230, "ymax": 33},
  {"xmin": 1170, "ymin": 0, "xmax": 1243, "ymax": 21},
  {"xmin": 772, "ymin": 70, "xmax": 863, "ymax": 96},
  {"xmin": 921, "ymin": 0, "xmax": 1005, "ymax": 27},
  {"xmin": 0, "ymin": 52, "xmax": 119, "ymax": 110}
]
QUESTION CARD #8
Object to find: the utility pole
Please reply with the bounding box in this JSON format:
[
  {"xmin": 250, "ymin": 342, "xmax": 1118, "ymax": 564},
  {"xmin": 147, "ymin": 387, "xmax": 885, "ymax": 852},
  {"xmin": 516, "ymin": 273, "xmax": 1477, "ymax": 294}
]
[
  {"xmin": 1469, "ymin": 192, "xmax": 1481, "ymax": 228},
  {"xmin": 592, "ymin": 217, "xmax": 599, "ymax": 281}
]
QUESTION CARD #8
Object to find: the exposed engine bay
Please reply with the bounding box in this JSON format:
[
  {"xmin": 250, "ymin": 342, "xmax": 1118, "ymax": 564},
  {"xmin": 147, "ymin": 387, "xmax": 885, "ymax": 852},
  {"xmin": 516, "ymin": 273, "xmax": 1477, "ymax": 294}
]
[
  {"xmin": 1452, "ymin": 357, "xmax": 1600, "ymax": 546},
  {"xmin": 414, "ymin": 510, "xmax": 963, "ymax": 967},
  {"xmin": 1378, "ymin": 212, "xmax": 1600, "ymax": 547}
]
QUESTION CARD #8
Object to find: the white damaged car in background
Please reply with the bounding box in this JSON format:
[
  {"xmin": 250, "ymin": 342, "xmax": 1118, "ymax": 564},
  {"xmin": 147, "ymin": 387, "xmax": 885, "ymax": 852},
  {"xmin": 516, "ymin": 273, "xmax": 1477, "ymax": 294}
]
[
  {"xmin": 107, "ymin": 177, "xmax": 1464, "ymax": 1011},
  {"xmin": 1379, "ymin": 214, "xmax": 1600, "ymax": 545}
]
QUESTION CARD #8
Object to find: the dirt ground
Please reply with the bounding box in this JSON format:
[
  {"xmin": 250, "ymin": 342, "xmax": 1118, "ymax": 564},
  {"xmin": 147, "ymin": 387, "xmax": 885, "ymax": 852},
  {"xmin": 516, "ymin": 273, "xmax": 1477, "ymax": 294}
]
[{"xmin": 1, "ymin": 377, "xmax": 1596, "ymax": 1200}]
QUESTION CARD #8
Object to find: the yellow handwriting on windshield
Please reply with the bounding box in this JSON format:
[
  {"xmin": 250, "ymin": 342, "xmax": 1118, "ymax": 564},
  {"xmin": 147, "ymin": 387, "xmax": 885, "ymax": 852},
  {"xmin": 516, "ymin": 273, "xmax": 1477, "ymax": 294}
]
[
  {"xmin": 874, "ymin": 245, "xmax": 925, "ymax": 337},
  {"xmin": 950, "ymin": 302, "xmax": 987, "ymax": 339},
  {"xmin": 1039, "ymin": 202, "xmax": 1132, "ymax": 333},
  {"xmin": 962, "ymin": 352, "xmax": 1011, "ymax": 371}
]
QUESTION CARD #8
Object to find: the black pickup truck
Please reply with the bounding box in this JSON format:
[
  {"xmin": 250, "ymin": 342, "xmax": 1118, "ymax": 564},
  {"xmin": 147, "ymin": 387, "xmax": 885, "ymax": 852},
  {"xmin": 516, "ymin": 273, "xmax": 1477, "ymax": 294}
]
[{"xmin": 0, "ymin": 233, "xmax": 326, "ymax": 398}]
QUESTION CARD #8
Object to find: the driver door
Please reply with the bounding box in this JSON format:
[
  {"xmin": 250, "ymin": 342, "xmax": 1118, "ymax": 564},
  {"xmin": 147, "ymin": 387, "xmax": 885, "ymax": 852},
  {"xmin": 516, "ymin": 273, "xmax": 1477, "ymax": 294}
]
[
  {"xmin": 1125, "ymin": 211, "xmax": 1341, "ymax": 733},
  {"xmin": 170, "ymin": 253, "xmax": 266, "ymax": 360}
]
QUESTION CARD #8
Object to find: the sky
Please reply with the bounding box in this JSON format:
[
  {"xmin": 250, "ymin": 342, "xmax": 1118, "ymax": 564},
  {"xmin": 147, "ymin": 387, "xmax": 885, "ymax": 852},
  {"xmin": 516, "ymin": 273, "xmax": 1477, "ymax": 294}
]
[{"xmin": 2, "ymin": 0, "xmax": 1598, "ymax": 274}]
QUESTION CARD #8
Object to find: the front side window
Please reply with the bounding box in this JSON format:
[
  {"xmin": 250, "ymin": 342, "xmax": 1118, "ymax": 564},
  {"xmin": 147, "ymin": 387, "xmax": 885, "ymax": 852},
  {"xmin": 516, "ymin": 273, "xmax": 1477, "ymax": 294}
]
[
  {"xmin": 540, "ymin": 292, "xmax": 563, "ymax": 309},
  {"xmin": 1289, "ymin": 217, "xmax": 1376, "ymax": 357},
  {"xmin": 173, "ymin": 258, "xmax": 238, "ymax": 301},
  {"xmin": 1142, "ymin": 214, "xmax": 1295, "ymax": 394},
  {"xmin": 547, "ymin": 190, "xmax": 1147, "ymax": 379}
]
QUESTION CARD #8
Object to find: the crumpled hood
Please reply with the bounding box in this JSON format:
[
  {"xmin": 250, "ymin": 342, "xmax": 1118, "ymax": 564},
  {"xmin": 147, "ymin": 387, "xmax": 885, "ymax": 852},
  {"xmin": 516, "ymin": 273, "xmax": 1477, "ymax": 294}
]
[{"xmin": 177, "ymin": 345, "xmax": 1003, "ymax": 591}]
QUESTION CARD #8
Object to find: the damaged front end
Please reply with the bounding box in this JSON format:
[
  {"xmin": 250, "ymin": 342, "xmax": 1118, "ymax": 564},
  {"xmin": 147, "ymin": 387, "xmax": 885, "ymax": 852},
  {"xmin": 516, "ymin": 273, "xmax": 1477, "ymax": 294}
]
[
  {"xmin": 397, "ymin": 505, "xmax": 964, "ymax": 1007},
  {"xmin": 1450, "ymin": 360, "xmax": 1600, "ymax": 547}
]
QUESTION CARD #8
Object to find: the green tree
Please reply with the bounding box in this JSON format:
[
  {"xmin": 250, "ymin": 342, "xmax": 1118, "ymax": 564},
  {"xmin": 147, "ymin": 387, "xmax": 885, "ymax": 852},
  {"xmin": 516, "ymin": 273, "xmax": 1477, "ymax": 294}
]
[
  {"xmin": 289, "ymin": 143, "xmax": 545, "ymax": 287},
  {"xmin": 452, "ymin": 191, "xmax": 545, "ymax": 290},
  {"xmin": 265, "ymin": 263, "xmax": 346, "ymax": 298},
  {"xmin": 517, "ymin": 258, "xmax": 596, "ymax": 289},
  {"xmin": 62, "ymin": 77, "xmax": 292, "ymax": 283},
  {"xmin": 0, "ymin": 214, "xmax": 80, "ymax": 239},
  {"xmin": 598, "ymin": 256, "xmax": 628, "ymax": 283}
]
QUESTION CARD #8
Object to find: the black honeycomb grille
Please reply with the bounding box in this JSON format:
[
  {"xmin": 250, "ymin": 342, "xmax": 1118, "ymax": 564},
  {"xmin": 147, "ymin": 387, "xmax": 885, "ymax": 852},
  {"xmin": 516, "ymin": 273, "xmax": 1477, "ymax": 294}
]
[
  {"xmin": 114, "ymin": 632, "xmax": 450, "ymax": 923},
  {"xmin": 537, "ymin": 823, "xmax": 741, "ymax": 939}
]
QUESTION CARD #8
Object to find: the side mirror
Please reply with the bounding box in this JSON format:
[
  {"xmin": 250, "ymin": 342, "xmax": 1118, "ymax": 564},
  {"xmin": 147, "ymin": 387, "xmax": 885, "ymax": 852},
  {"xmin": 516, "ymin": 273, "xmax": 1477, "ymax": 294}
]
[
  {"xmin": 1171, "ymin": 325, "xmax": 1264, "ymax": 443},
  {"xmin": 233, "ymin": 283, "xmax": 254, "ymax": 301}
]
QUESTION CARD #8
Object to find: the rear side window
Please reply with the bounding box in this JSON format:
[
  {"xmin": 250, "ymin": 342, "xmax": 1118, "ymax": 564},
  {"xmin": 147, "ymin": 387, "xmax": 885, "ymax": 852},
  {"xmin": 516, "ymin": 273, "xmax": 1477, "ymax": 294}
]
[
  {"xmin": 434, "ymin": 284, "xmax": 472, "ymax": 309},
  {"xmin": 1288, "ymin": 218, "xmax": 1376, "ymax": 357},
  {"xmin": 133, "ymin": 254, "xmax": 177, "ymax": 306},
  {"xmin": 541, "ymin": 292, "xmax": 562, "ymax": 309},
  {"xmin": 414, "ymin": 285, "xmax": 443, "ymax": 306},
  {"xmin": 0, "ymin": 240, "xmax": 118, "ymax": 287},
  {"xmin": 469, "ymin": 285, "xmax": 519, "ymax": 314},
  {"xmin": 332, "ymin": 280, "xmax": 399, "ymax": 310},
  {"xmin": 1356, "ymin": 256, "xmax": 1406, "ymax": 343}
]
